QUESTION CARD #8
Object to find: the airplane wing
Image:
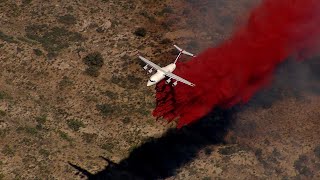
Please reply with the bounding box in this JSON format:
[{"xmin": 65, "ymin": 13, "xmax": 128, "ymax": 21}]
[
  {"xmin": 138, "ymin": 56, "xmax": 195, "ymax": 87},
  {"xmin": 164, "ymin": 71, "xmax": 195, "ymax": 87},
  {"xmin": 138, "ymin": 56, "xmax": 163, "ymax": 71}
]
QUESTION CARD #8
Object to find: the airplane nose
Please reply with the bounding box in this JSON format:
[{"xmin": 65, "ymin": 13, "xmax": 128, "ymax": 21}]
[{"xmin": 147, "ymin": 81, "xmax": 152, "ymax": 86}]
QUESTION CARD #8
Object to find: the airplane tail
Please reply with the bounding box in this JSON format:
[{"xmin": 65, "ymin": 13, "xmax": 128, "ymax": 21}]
[
  {"xmin": 173, "ymin": 44, "xmax": 196, "ymax": 64},
  {"xmin": 174, "ymin": 45, "xmax": 196, "ymax": 57}
]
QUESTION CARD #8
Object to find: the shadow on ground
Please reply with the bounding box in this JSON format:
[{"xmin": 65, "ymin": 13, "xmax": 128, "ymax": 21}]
[{"xmin": 69, "ymin": 108, "xmax": 235, "ymax": 180}]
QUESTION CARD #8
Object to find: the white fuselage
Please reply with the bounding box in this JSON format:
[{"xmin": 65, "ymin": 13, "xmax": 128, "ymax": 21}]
[{"xmin": 147, "ymin": 63, "xmax": 176, "ymax": 86}]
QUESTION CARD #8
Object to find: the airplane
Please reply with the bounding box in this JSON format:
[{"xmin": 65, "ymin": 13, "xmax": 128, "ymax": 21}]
[{"xmin": 138, "ymin": 45, "xmax": 196, "ymax": 87}]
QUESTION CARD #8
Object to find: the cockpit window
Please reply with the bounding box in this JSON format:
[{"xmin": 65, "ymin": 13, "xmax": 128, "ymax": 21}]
[{"xmin": 149, "ymin": 79, "xmax": 156, "ymax": 82}]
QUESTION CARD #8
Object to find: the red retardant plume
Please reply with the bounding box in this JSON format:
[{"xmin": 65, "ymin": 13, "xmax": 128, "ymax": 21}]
[{"xmin": 153, "ymin": 0, "xmax": 320, "ymax": 128}]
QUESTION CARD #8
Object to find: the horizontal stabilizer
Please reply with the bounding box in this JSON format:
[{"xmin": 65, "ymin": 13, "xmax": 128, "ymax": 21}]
[{"xmin": 173, "ymin": 44, "xmax": 196, "ymax": 57}]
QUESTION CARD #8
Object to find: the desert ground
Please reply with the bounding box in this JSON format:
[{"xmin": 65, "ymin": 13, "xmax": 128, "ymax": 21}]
[{"xmin": 0, "ymin": 0, "xmax": 319, "ymax": 179}]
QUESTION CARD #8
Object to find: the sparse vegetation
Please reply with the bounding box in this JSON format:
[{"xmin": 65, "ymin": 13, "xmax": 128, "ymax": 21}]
[
  {"xmin": 67, "ymin": 119, "xmax": 85, "ymax": 131},
  {"xmin": 294, "ymin": 155, "xmax": 313, "ymax": 177},
  {"xmin": 111, "ymin": 75, "xmax": 142, "ymax": 89},
  {"xmin": 25, "ymin": 24, "xmax": 84, "ymax": 57},
  {"xmin": 16, "ymin": 125, "xmax": 40, "ymax": 136},
  {"xmin": 0, "ymin": 0, "xmax": 319, "ymax": 179}
]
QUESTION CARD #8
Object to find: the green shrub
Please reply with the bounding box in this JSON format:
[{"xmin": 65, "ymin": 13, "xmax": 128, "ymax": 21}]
[
  {"xmin": 0, "ymin": 173, "xmax": 4, "ymax": 180},
  {"xmin": 33, "ymin": 49, "xmax": 43, "ymax": 56},
  {"xmin": 35, "ymin": 115, "xmax": 47, "ymax": 124},
  {"xmin": 58, "ymin": 131, "xmax": 72, "ymax": 142},
  {"xmin": 0, "ymin": 91, "xmax": 10, "ymax": 100},
  {"xmin": 134, "ymin": 27, "xmax": 146, "ymax": 37},
  {"xmin": 0, "ymin": 30, "xmax": 17, "ymax": 43},
  {"xmin": 35, "ymin": 115, "xmax": 47, "ymax": 130},
  {"xmin": 0, "ymin": 110, "xmax": 6, "ymax": 117},
  {"xmin": 85, "ymin": 66, "xmax": 100, "ymax": 77},
  {"xmin": 83, "ymin": 52, "xmax": 104, "ymax": 67},
  {"xmin": 121, "ymin": 117, "xmax": 131, "ymax": 124},
  {"xmin": 67, "ymin": 119, "xmax": 85, "ymax": 131},
  {"xmin": 314, "ymin": 145, "xmax": 320, "ymax": 159},
  {"xmin": 96, "ymin": 104, "xmax": 115, "ymax": 116},
  {"xmin": 57, "ymin": 14, "xmax": 77, "ymax": 25},
  {"xmin": 58, "ymin": 76, "xmax": 73, "ymax": 89},
  {"xmin": 103, "ymin": 90, "xmax": 118, "ymax": 99},
  {"xmin": 0, "ymin": 129, "xmax": 9, "ymax": 138},
  {"xmin": 101, "ymin": 142, "xmax": 114, "ymax": 151},
  {"xmin": 25, "ymin": 127, "xmax": 38, "ymax": 135},
  {"xmin": 2, "ymin": 145, "xmax": 15, "ymax": 156},
  {"xmin": 22, "ymin": 0, "xmax": 32, "ymax": 5},
  {"xmin": 218, "ymin": 146, "xmax": 242, "ymax": 155},
  {"xmin": 82, "ymin": 133, "xmax": 97, "ymax": 143},
  {"xmin": 83, "ymin": 52, "xmax": 104, "ymax": 77},
  {"xmin": 39, "ymin": 149, "xmax": 50, "ymax": 157},
  {"xmin": 160, "ymin": 6, "xmax": 173, "ymax": 15},
  {"xmin": 160, "ymin": 38, "xmax": 172, "ymax": 44}
]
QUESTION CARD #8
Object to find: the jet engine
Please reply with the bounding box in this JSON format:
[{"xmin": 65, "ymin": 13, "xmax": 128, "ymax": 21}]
[
  {"xmin": 148, "ymin": 68, "xmax": 153, "ymax": 73},
  {"xmin": 165, "ymin": 78, "xmax": 172, "ymax": 84},
  {"xmin": 143, "ymin": 65, "xmax": 148, "ymax": 70},
  {"xmin": 172, "ymin": 81, "xmax": 178, "ymax": 87}
]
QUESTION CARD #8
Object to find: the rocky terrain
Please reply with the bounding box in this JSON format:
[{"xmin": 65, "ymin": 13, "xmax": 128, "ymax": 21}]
[{"xmin": 0, "ymin": 0, "xmax": 319, "ymax": 179}]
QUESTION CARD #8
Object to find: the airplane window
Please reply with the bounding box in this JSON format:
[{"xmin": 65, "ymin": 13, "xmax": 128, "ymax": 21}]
[{"xmin": 149, "ymin": 80, "xmax": 155, "ymax": 82}]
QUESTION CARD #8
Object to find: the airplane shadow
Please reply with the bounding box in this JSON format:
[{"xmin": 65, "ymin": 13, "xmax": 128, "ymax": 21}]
[{"xmin": 69, "ymin": 108, "xmax": 236, "ymax": 180}]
